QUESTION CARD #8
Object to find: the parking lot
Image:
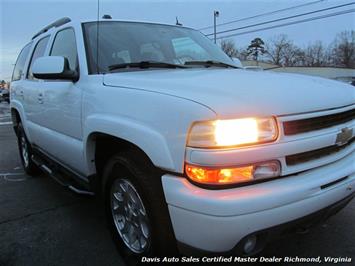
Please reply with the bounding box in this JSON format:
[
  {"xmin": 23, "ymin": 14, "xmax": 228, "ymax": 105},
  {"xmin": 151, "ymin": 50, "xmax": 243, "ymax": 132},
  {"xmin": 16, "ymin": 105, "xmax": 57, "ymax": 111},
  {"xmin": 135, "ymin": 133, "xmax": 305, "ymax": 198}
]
[
  {"xmin": 0, "ymin": 101, "xmax": 354, "ymax": 265},
  {"xmin": 0, "ymin": 102, "xmax": 124, "ymax": 265}
]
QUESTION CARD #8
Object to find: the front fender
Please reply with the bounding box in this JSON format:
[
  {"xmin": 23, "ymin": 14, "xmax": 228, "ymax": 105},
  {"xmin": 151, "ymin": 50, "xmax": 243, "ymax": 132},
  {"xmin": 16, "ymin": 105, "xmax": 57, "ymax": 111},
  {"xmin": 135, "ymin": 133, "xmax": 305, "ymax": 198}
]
[{"xmin": 84, "ymin": 114, "xmax": 175, "ymax": 174}]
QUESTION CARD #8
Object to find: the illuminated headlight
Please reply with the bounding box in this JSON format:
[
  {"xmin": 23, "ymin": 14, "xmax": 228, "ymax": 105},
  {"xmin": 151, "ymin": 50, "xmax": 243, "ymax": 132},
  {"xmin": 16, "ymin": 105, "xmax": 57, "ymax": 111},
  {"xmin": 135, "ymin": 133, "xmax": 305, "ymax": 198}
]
[{"xmin": 187, "ymin": 117, "xmax": 278, "ymax": 148}]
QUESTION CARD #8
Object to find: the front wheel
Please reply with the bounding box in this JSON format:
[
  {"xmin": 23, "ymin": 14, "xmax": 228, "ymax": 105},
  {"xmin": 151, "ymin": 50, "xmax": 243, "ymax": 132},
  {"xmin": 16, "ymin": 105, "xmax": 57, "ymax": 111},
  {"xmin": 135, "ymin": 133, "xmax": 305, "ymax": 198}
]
[{"xmin": 103, "ymin": 151, "xmax": 177, "ymax": 264}]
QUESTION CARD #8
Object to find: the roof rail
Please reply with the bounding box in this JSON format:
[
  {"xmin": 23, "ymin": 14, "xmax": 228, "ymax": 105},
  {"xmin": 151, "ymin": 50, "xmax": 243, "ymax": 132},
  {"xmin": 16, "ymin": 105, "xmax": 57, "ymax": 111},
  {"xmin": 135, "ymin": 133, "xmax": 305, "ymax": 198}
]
[{"xmin": 32, "ymin": 17, "xmax": 71, "ymax": 40}]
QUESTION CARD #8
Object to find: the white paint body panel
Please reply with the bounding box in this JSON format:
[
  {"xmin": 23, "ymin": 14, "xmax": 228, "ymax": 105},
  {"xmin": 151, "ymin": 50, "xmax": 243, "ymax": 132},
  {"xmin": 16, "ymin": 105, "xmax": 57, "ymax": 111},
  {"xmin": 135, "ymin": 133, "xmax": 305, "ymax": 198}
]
[
  {"xmin": 82, "ymin": 77, "xmax": 215, "ymax": 173},
  {"xmin": 163, "ymin": 151, "xmax": 355, "ymax": 251},
  {"xmin": 103, "ymin": 69, "xmax": 355, "ymax": 118}
]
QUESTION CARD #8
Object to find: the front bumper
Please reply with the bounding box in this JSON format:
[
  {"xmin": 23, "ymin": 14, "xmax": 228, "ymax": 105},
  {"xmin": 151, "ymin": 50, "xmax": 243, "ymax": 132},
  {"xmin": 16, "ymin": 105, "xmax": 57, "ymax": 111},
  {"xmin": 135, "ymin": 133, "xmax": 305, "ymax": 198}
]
[{"xmin": 162, "ymin": 151, "xmax": 355, "ymax": 253}]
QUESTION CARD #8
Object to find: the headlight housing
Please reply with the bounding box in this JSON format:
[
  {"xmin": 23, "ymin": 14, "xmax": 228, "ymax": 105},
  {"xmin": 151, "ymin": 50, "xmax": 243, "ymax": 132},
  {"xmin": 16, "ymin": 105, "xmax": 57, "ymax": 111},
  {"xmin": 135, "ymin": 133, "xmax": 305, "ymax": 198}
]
[{"xmin": 187, "ymin": 117, "xmax": 278, "ymax": 148}]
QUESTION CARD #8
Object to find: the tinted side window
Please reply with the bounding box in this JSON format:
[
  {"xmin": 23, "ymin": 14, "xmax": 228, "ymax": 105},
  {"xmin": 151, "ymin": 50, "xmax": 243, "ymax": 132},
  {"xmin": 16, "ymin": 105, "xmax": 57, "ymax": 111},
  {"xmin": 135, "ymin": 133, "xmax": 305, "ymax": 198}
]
[
  {"xmin": 12, "ymin": 43, "xmax": 32, "ymax": 81},
  {"xmin": 50, "ymin": 28, "xmax": 78, "ymax": 71},
  {"xmin": 27, "ymin": 36, "xmax": 50, "ymax": 80}
]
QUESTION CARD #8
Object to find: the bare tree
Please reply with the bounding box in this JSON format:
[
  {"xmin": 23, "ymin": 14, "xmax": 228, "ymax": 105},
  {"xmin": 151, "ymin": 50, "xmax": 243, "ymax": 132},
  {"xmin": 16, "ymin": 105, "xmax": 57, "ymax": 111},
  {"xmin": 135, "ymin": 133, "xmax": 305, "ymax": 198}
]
[
  {"xmin": 266, "ymin": 34, "xmax": 291, "ymax": 66},
  {"xmin": 236, "ymin": 48, "xmax": 249, "ymax": 61},
  {"xmin": 302, "ymin": 41, "xmax": 330, "ymax": 67},
  {"xmin": 266, "ymin": 34, "xmax": 305, "ymax": 66},
  {"xmin": 220, "ymin": 39, "xmax": 238, "ymax": 58},
  {"xmin": 330, "ymin": 31, "xmax": 355, "ymax": 68},
  {"xmin": 281, "ymin": 45, "xmax": 304, "ymax": 66}
]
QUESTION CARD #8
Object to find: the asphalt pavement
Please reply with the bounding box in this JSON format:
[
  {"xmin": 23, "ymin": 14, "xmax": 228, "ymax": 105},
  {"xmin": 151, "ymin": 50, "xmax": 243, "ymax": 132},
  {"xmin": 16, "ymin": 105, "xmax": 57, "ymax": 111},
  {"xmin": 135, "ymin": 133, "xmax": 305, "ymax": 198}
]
[
  {"xmin": 0, "ymin": 101, "xmax": 354, "ymax": 265},
  {"xmin": 0, "ymin": 102, "xmax": 124, "ymax": 266}
]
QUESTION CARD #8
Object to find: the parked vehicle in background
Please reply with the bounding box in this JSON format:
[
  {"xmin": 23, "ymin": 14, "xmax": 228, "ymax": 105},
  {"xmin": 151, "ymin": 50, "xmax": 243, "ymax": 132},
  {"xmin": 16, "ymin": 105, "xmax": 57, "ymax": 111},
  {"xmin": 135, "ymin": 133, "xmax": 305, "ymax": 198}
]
[
  {"xmin": 10, "ymin": 17, "xmax": 355, "ymax": 264},
  {"xmin": 0, "ymin": 89, "xmax": 10, "ymax": 103}
]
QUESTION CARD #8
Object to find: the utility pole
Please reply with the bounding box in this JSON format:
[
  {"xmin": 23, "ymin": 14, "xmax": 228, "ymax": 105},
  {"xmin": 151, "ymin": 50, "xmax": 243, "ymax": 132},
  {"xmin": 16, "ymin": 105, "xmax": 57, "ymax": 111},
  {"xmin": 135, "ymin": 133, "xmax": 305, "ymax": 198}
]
[
  {"xmin": 176, "ymin": 17, "xmax": 182, "ymax": 26},
  {"xmin": 213, "ymin": 10, "xmax": 219, "ymax": 44}
]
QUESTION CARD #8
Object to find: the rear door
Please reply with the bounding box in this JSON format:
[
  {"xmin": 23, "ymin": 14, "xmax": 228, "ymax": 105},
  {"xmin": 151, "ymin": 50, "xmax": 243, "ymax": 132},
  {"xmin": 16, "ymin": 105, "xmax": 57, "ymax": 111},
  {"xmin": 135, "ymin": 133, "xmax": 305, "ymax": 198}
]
[
  {"xmin": 16, "ymin": 37, "xmax": 50, "ymax": 144},
  {"xmin": 10, "ymin": 42, "xmax": 32, "ymax": 109}
]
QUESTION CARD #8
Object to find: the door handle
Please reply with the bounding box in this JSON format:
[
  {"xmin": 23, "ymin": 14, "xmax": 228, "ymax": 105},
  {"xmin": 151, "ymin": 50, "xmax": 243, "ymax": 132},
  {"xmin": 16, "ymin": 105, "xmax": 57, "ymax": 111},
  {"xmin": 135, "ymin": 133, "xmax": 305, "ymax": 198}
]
[
  {"xmin": 18, "ymin": 91, "xmax": 25, "ymax": 100},
  {"xmin": 38, "ymin": 93, "xmax": 44, "ymax": 104}
]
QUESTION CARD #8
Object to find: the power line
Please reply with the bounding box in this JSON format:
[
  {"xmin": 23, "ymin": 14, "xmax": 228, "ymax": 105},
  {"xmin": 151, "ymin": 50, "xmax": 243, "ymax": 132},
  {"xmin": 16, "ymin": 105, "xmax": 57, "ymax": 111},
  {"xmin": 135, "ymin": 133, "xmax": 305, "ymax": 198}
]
[
  {"xmin": 215, "ymin": 8, "xmax": 355, "ymax": 40},
  {"xmin": 198, "ymin": 0, "xmax": 325, "ymax": 31},
  {"xmin": 205, "ymin": 2, "xmax": 355, "ymax": 37}
]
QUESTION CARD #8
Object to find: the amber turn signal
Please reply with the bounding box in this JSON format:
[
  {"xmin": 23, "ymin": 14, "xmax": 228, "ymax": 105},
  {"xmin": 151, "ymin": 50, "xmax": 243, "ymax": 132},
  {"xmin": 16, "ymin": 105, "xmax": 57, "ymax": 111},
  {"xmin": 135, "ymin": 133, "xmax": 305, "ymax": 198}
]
[
  {"xmin": 185, "ymin": 164, "xmax": 254, "ymax": 185},
  {"xmin": 185, "ymin": 161, "xmax": 280, "ymax": 186}
]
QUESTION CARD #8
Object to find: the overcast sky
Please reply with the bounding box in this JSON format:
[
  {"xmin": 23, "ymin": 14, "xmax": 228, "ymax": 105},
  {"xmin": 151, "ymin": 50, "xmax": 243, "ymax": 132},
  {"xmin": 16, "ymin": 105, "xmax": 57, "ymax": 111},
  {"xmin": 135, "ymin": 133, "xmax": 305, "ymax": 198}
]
[{"xmin": 0, "ymin": 0, "xmax": 354, "ymax": 80}]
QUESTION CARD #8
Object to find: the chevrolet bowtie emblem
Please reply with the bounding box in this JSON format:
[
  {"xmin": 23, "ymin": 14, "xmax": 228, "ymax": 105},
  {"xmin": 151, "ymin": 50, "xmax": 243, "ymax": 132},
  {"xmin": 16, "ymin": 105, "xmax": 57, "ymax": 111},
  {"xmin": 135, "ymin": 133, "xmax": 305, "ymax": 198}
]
[{"xmin": 335, "ymin": 127, "xmax": 353, "ymax": 146}]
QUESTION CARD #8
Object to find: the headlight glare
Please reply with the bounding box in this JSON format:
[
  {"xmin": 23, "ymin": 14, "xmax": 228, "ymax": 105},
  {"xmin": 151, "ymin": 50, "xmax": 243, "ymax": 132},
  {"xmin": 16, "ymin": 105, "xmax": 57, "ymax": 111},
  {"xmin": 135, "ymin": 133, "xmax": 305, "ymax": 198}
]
[{"xmin": 187, "ymin": 117, "xmax": 278, "ymax": 148}]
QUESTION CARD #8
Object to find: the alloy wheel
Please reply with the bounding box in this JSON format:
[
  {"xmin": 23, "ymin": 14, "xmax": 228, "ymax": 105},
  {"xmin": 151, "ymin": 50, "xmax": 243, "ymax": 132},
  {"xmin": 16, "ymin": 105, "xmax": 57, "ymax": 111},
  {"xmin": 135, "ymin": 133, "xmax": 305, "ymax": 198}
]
[{"xmin": 110, "ymin": 178, "xmax": 151, "ymax": 254}]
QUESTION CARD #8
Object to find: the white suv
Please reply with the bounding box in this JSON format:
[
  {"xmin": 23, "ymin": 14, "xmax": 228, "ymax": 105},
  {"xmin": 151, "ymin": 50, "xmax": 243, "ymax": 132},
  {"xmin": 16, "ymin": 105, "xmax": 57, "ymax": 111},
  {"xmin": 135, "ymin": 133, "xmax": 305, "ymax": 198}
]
[{"xmin": 10, "ymin": 17, "xmax": 355, "ymax": 260}]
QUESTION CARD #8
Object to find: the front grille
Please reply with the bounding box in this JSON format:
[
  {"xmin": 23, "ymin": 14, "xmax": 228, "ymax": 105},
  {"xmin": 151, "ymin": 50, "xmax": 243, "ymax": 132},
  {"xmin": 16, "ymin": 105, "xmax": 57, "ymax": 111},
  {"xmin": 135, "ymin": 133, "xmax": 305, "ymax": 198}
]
[
  {"xmin": 283, "ymin": 108, "xmax": 355, "ymax": 136},
  {"xmin": 286, "ymin": 137, "xmax": 355, "ymax": 166}
]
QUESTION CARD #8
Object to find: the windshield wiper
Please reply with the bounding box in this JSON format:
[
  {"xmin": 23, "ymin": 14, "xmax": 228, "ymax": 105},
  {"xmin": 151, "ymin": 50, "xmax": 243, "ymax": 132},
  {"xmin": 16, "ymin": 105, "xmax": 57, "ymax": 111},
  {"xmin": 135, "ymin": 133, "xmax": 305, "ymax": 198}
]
[
  {"xmin": 184, "ymin": 60, "xmax": 239, "ymax": 69},
  {"xmin": 108, "ymin": 61, "xmax": 187, "ymax": 71}
]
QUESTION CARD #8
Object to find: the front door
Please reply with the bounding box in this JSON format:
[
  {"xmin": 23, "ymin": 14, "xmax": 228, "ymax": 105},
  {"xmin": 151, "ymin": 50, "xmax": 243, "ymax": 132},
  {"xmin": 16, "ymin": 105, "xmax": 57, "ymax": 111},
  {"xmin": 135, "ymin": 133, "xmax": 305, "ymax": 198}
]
[
  {"xmin": 37, "ymin": 28, "xmax": 84, "ymax": 173},
  {"xmin": 22, "ymin": 36, "xmax": 50, "ymax": 145}
]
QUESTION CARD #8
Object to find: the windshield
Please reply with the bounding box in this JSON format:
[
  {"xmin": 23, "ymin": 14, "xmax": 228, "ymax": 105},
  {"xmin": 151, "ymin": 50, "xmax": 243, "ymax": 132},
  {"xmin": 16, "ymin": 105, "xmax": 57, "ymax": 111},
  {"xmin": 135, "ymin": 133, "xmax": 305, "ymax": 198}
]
[{"xmin": 82, "ymin": 21, "xmax": 235, "ymax": 73}]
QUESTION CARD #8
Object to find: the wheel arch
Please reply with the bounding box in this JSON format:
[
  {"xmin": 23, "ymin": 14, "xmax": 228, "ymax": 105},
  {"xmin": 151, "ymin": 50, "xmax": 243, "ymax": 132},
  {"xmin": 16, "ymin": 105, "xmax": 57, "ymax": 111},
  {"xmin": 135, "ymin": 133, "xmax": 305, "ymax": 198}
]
[
  {"xmin": 87, "ymin": 132, "xmax": 156, "ymax": 177},
  {"xmin": 11, "ymin": 107, "xmax": 22, "ymax": 135},
  {"xmin": 90, "ymin": 132, "xmax": 165, "ymax": 194},
  {"xmin": 84, "ymin": 115, "xmax": 176, "ymax": 176}
]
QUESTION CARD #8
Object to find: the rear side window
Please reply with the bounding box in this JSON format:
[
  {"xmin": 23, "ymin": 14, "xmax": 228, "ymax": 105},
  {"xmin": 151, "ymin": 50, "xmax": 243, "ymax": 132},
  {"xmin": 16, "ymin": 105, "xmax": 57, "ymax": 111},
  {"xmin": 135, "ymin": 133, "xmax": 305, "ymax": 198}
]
[
  {"xmin": 50, "ymin": 28, "xmax": 78, "ymax": 71},
  {"xmin": 27, "ymin": 36, "xmax": 50, "ymax": 80},
  {"xmin": 12, "ymin": 43, "xmax": 32, "ymax": 81}
]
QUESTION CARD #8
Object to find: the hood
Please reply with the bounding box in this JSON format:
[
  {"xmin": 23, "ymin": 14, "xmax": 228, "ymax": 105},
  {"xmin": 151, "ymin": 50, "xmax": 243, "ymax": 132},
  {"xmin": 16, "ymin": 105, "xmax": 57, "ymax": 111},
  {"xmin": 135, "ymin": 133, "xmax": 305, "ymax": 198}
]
[{"xmin": 103, "ymin": 68, "xmax": 355, "ymax": 117}]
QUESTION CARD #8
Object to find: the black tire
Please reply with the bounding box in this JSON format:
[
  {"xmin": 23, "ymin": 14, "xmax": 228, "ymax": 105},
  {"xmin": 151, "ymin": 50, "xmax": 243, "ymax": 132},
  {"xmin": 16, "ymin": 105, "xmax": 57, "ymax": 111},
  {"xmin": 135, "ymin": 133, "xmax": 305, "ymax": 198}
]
[
  {"xmin": 102, "ymin": 150, "xmax": 177, "ymax": 264},
  {"xmin": 17, "ymin": 122, "xmax": 40, "ymax": 176}
]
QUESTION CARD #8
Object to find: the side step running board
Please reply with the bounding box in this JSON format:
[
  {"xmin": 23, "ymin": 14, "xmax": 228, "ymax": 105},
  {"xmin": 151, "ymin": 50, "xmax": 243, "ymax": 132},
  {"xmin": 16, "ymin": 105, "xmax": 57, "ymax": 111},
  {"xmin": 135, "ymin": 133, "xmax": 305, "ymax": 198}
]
[{"xmin": 31, "ymin": 155, "xmax": 95, "ymax": 196}]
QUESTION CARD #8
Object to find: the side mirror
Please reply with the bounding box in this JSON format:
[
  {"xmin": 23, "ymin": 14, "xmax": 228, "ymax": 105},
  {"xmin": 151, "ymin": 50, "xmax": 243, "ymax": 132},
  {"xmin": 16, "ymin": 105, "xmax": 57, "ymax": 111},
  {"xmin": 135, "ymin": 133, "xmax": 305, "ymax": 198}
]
[{"xmin": 32, "ymin": 56, "xmax": 79, "ymax": 82}]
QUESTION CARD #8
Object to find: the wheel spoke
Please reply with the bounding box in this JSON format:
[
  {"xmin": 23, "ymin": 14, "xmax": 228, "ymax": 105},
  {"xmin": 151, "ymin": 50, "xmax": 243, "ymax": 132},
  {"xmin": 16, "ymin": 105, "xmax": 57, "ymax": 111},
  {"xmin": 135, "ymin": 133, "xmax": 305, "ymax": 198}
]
[
  {"xmin": 20, "ymin": 136, "xmax": 29, "ymax": 167},
  {"xmin": 139, "ymin": 217, "xmax": 150, "ymax": 238},
  {"xmin": 139, "ymin": 235, "xmax": 147, "ymax": 249},
  {"xmin": 121, "ymin": 218, "xmax": 130, "ymax": 234},
  {"xmin": 113, "ymin": 192, "xmax": 124, "ymax": 202},
  {"xmin": 112, "ymin": 202, "xmax": 124, "ymax": 214},
  {"xmin": 128, "ymin": 225, "xmax": 135, "ymax": 244},
  {"xmin": 119, "ymin": 182, "xmax": 127, "ymax": 192},
  {"xmin": 127, "ymin": 186, "xmax": 137, "ymax": 204}
]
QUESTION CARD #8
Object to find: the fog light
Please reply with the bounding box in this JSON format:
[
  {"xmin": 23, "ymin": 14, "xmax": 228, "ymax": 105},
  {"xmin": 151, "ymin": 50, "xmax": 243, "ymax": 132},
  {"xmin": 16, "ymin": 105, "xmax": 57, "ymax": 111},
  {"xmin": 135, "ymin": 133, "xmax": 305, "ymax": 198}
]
[
  {"xmin": 243, "ymin": 235, "xmax": 257, "ymax": 254},
  {"xmin": 253, "ymin": 161, "xmax": 281, "ymax": 180}
]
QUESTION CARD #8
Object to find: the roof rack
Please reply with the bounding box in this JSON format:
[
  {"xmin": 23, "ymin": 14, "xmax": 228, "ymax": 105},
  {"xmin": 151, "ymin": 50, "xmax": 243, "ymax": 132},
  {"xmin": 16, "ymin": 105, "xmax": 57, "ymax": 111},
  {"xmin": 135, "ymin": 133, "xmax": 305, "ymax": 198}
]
[{"xmin": 32, "ymin": 17, "xmax": 71, "ymax": 40}]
